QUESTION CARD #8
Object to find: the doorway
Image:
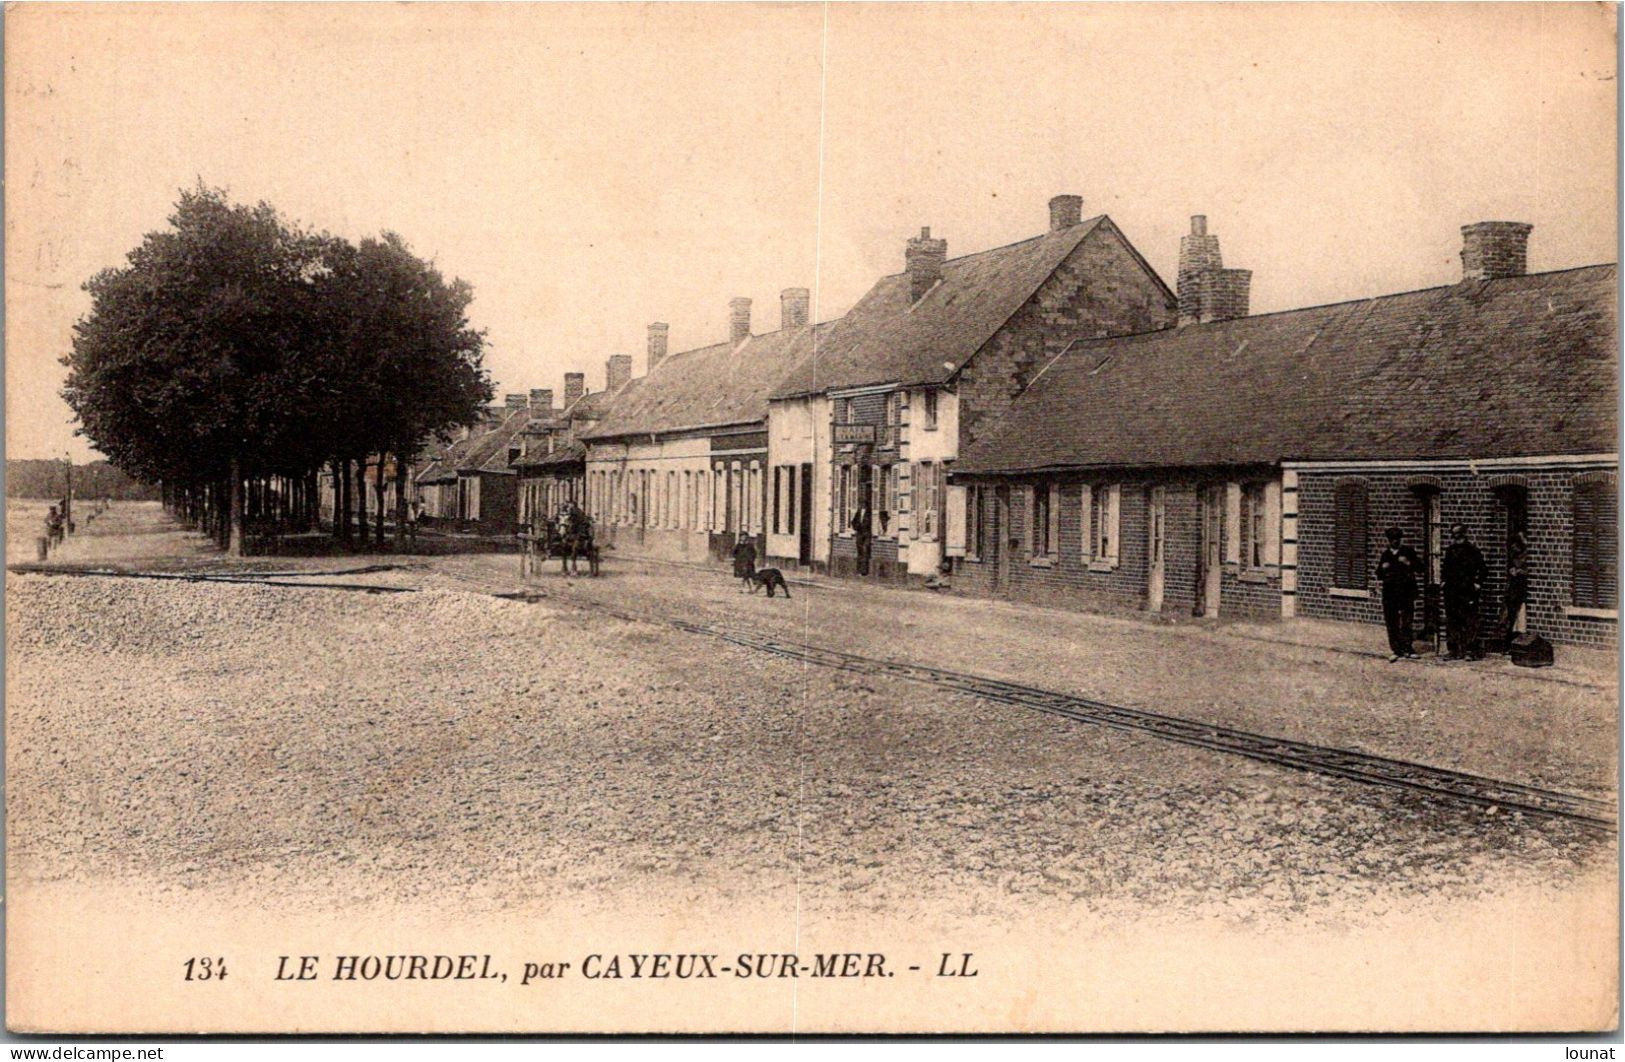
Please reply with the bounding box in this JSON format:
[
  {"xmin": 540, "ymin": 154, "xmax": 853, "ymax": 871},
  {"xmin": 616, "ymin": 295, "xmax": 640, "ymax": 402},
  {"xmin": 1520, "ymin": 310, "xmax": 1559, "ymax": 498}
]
[
  {"xmin": 1147, "ymin": 486, "xmax": 1166, "ymax": 612},
  {"xmin": 1415, "ymin": 487, "xmax": 1443, "ymax": 646},
  {"xmin": 797, "ymin": 462, "xmax": 813, "ymax": 566},
  {"xmin": 990, "ymin": 485, "xmax": 1010, "ymax": 593},
  {"xmin": 1197, "ymin": 485, "xmax": 1222, "ymax": 616}
]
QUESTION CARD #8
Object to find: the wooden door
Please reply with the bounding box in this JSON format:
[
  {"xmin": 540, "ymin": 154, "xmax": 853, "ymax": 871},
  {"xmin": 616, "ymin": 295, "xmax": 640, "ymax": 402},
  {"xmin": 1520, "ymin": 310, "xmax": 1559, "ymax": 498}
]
[
  {"xmin": 1199, "ymin": 485, "xmax": 1222, "ymax": 616},
  {"xmin": 798, "ymin": 463, "xmax": 814, "ymax": 566}
]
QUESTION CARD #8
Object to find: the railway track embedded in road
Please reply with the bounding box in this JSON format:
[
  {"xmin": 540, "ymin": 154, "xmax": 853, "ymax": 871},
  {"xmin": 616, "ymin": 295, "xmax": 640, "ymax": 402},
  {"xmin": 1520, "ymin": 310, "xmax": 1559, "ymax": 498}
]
[
  {"xmin": 27, "ymin": 562, "xmax": 1614, "ymax": 832},
  {"xmin": 463, "ymin": 572, "xmax": 1616, "ymax": 833}
]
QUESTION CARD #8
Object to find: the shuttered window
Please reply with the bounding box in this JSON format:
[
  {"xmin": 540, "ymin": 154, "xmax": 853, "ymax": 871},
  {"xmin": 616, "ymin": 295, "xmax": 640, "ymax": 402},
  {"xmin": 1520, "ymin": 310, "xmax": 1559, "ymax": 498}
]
[
  {"xmin": 1032, "ymin": 482, "xmax": 1053, "ymax": 556},
  {"xmin": 1332, "ymin": 480, "xmax": 1368, "ymax": 589},
  {"xmin": 1573, "ymin": 479, "xmax": 1618, "ymax": 609}
]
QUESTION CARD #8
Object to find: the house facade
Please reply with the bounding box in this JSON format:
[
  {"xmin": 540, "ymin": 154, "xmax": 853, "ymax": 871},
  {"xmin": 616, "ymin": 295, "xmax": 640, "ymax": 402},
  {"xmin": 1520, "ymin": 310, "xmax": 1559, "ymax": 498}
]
[
  {"xmin": 515, "ymin": 374, "xmax": 615, "ymax": 531},
  {"xmin": 581, "ymin": 299, "xmax": 824, "ymax": 565},
  {"xmin": 952, "ymin": 220, "xmax": 1617, "ymax": 648},
  {"xmin": 765, "ymin": 195, "xmax": 1177, "ymax": 581}
]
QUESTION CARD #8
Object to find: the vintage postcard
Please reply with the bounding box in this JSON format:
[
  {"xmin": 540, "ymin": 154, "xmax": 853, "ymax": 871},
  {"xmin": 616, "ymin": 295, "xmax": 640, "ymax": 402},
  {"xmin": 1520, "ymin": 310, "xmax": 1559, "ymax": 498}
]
[{"xmin": 4, "ymin": 1, "xmax": 1619, "ymax": 1035}]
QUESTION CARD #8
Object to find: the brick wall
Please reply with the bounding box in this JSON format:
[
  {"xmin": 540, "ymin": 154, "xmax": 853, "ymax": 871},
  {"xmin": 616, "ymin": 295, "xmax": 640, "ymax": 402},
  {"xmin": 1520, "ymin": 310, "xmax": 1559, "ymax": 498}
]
[
  {"xmin": 956, "ymin": 222, "xmax": 1176, "ymax": 451},
  {"xmin": 1296, "ymin": 466, "xmax": 1618, "ymax": 647},
  {"xmin": 951, "ymin": 474, "xmax": 1278, "ymax": 620}
]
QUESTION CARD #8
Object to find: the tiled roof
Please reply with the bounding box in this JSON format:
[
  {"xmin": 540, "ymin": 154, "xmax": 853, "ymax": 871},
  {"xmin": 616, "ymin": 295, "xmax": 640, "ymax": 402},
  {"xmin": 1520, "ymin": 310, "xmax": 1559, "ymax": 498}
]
[
  {"xmin": 956, "ymin": 265, "xmax": 1618, "ymax": 474},
  {"xmin": 514, "ymin": 438, "xmax": 586, "ymax": 470},
  {"xmin": 417, "ymin": 407, "xmax": 533, "ymax": 479},
  {"xmin": 416, "ymin": 436, "xmax": 472, "ymax": 484},
  {"xmin": 771, "ymin": 217, "xmax": 1151, "ymax": 399},
  {"xmin": 583, "ymin": 323, "xmax": 830, "ymax": 440}
]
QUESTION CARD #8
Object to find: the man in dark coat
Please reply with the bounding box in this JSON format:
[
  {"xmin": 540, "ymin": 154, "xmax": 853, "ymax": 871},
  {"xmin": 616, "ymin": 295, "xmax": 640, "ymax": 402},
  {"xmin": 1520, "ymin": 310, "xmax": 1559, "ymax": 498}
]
[
  {"xmin": 1442, "ymin": 523, "xmax": 1489, "ymax": 660},
  {"xmin": 851, "ymin": 498, "xmax": 872, "ymax": 577},
  {"xmin": 1376, "ymin": 527, "xmax": 1422, "ymax": 661}
]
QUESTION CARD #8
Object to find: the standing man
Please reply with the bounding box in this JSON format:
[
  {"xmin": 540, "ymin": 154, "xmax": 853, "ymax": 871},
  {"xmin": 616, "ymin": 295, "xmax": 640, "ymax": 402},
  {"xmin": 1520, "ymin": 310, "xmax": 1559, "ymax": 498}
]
[
  {"xmin": 1442, "ymin": 523, "xmax": 1488, "ymax": 661},
  {"xmin": 1376, "ymin": 526, "xmax": 1422, "ymax": 661},
  {"xmin": 851, "ymin": 495, "xmax": 873, "ymax": 578}
]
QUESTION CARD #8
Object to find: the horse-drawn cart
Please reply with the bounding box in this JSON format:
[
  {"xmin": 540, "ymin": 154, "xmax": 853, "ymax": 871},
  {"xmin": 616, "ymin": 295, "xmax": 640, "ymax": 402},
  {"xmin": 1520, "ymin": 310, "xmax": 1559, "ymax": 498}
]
[{"xmin": 518, "ymin": 517, "xmax": 600, "ymax": 578}]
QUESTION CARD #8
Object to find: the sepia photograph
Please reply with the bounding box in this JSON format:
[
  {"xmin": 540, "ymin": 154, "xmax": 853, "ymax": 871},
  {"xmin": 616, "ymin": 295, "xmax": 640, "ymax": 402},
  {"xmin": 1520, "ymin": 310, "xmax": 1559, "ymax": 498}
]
[{"xmin": 3, "ymin": 1, "xmax": 1619, "ymax": 1036}]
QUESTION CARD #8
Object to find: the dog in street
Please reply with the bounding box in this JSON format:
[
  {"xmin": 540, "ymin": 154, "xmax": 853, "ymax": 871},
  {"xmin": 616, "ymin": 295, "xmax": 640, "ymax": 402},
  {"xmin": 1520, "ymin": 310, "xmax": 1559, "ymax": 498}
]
[{"xmin": 744, "ymin": 568, "xmax": 792, "ymax": 598}]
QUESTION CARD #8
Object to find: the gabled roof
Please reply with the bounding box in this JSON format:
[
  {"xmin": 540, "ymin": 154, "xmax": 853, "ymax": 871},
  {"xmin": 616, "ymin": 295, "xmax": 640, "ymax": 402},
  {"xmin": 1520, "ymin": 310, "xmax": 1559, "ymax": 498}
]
[
  {"xmin": 956, "ymin": 264, "xmax": 1618, "ymax": 475},
  {"xmin": 416, "ymin": 435, "xmax": 473, "ymax": 484},
  {"xmin": 583, "ymin": 323, "xmax": 831, "ymax": 440},
  {"xmin": 771, "ymin": 217, "xmax": 1169, "ymax": 399},
  {"xmin": 441, "ymin": 406, "xmax": 532, "ymax": 476}
]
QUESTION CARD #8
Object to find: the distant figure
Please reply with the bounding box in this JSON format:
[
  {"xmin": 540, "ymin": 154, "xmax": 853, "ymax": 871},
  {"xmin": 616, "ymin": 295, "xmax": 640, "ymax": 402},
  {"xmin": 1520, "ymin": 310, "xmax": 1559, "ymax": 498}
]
[
  {"xmin": 1442, "ymin": 523, "xmax": 1488, "ymax": 661},
  {"xmin": 851, "ymin": 497, "xmax": 873, "ymax": 577},
  {"xmin": 45, "ymin": 505, "xmax": 63, "ymax": 548},
  {"xmin": 405, "ymin": 499, "xmax": 421, "ymax": 546},
  {"xmin": 1376, "ymin": 527, "xmax": 1422, "ymax": 661},
  {"xmin": 732, "ymin": 532, "xmax": 757, "ymax": 591},
  {"xmin": 1504, "ymin": 529, "xmax": 1530, "ymax": 643}
]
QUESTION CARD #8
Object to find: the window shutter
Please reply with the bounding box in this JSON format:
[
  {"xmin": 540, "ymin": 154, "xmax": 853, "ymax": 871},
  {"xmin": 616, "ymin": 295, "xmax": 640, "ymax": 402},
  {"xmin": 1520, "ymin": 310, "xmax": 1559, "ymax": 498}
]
[
  {"xmin": 1601, "ymin": 483, "xmax": 1619, "ymax": 607},
  {"xmin": 1238, "ymin": 489, "xmax": 1253, "ymax": 569},
  {"xmin": 908, "ymin": 464, "xmax": 921, "ymax": 540},
  {"xmin": 1225, "ymin": 483, "xmax": 1242, "ymax": 565},
  {"xmin": 946, "ymin": 485, "xmax": 967, "ymax": 556},
  {"xmin": 1023, "ymin": 486, "xmax": 1035, "ymax": 553},
  {"xmin": 1079, "ymin": 484, "xmax": 1093, "ymax": 560},
  {"xmin": 1574, "ymin": 482, "xmax": 1600, "ymax": 607},
  {"xmin": 1045, "ymin": 484, "xmax": 1060, "ymax": 557},
  {"xmin": 1107, "ymin": 484, "xmax": 1121, "ymax": 565},
  {"xmin": 1334, "ymin": 481, "xmax": 1368, "ymax": 588},
  {"xmin": 1265, "ymin": 480, "xmax": 1283, "ymax": 567}
]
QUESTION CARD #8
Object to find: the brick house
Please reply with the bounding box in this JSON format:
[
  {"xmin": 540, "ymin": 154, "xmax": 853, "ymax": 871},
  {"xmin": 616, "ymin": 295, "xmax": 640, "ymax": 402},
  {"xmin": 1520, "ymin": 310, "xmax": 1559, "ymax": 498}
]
[
  {"xmin": 580, "ymin": 299, "xmax": 825, "ymax": 565},
  {"xmin": 952, "ymin": 220, "xmax": 1617, "ymax": 649},
  {"xmin": 764, "ymin": 195, "xmax": 1177, "ymax": 581}
]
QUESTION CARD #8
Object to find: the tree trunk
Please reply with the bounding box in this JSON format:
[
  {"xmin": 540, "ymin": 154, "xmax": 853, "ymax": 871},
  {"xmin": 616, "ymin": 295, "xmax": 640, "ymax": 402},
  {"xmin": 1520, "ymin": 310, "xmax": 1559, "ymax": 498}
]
[
  {"xmin": 337, "ymin": 459, "xmax": 351, "ymax": 544},
  {"xmin": 355, "ymin": 460, "xmax": 370, "ymax": 548},
  {"xmin": 394, "ymin": 449, "xmax": 409, "ymax": 552},
  {"xmin": 228, "ymin": 457, "xmax": 244, "ymax": 556},
  {"xmin": 375, "ymin": 456, "xmax": 386, "ymax": 546}
]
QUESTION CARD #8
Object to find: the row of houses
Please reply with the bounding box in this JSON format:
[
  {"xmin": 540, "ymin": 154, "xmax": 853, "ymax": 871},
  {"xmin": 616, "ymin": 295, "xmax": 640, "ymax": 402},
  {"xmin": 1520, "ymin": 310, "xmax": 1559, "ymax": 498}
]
[{"xmin": 419, "ymin": 196, "xmax": 1618, "ymax": 648}]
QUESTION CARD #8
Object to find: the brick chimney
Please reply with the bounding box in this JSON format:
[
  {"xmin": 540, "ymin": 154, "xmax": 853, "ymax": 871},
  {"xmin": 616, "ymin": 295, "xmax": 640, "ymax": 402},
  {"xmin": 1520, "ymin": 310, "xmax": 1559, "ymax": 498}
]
[
  {"xmin": 729, "ymin": 297, "xmax": 752, "ymax": 345},
  {"xmin": 781, "ymin": 287, "xmax": 810, "ymax": 329},
  {"xmin": 606, "ymin": 355, "xmax": 632, "ymax": 392},
  {"xmin": 1460, "ymin": 221, "xmax": 1532, "ymax": 281},
  {"xmin": 529, "ymin": 388, "xmax": 553, "ymax": 413},
  {"xmin": 1049, "ymin": 194, "xmax": 1083, "ymax": 232},
  {"xmin": 906, "ymin": 227, "xmax": 947, "ymax": 303},
  {"xmin": 505, "ymin": 393, "xmax": 528, "ymax": 410},
  {"xmin": 563, "ymin": 372, "xmax": 585, "ymax": 408},
  {"xmin": 647, "ymin": 322, "xmax": 669, "ymax": 373},
  {"xmin": 1177, "ymin": 215, "xmax": 1251, "ymax": 326}
]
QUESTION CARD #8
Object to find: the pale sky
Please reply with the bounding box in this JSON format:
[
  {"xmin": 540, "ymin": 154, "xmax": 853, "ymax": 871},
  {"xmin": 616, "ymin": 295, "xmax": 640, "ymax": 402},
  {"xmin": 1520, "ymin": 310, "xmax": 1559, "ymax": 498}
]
[{"xmin": 6, "ymin": 2, "xmax": 1617, "ymax": 461}]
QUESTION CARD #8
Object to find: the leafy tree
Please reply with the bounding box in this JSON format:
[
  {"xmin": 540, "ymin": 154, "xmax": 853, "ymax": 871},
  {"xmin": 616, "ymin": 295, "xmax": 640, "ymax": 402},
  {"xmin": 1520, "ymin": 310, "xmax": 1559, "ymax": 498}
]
[
  {"xmin": 316, "ymin": 232, "xmax": 491, "ymax": 549},
  {"xmin": 62, "ymin": 185, "xmax": 491, "ymax": 555}
]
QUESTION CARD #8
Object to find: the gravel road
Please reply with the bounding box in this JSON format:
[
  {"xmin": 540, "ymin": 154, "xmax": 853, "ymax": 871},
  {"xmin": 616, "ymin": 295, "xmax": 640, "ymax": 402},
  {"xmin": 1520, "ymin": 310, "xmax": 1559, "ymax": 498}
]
[{"xmin": 6, "ymin": 570, "xmax": 1611, "ymax": 931}]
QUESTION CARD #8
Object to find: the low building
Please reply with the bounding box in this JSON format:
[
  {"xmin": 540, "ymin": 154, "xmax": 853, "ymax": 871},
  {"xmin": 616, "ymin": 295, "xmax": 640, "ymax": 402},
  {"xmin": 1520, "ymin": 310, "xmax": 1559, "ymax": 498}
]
[
  {"xmin": 765, "ymin": 195, "xmax": 1177, "ymax": 581},
  {"xmin": 515, "ymin": 374, "xmax": 615, "ymax": 530},
  {"xmin": 952, "ymin": 221, "xmax": 1617, "ymax": 648},
  {"xmin": 580, "ymin": 301, "xmax": 825, "ymax": 565}
]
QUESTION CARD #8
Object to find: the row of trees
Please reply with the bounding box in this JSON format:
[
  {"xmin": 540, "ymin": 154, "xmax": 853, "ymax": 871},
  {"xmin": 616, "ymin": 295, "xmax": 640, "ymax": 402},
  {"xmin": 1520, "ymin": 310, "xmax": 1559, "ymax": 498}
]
[{"xmin": 62, "ymin": 186, "xmax": 493, "ymax": 554}]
